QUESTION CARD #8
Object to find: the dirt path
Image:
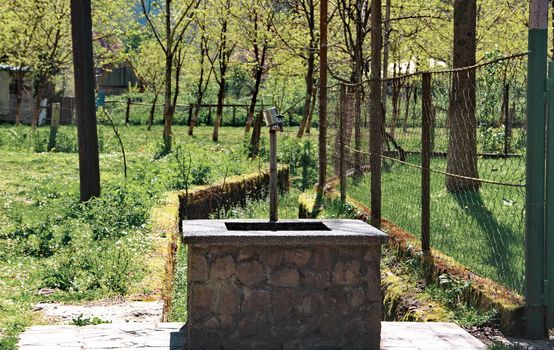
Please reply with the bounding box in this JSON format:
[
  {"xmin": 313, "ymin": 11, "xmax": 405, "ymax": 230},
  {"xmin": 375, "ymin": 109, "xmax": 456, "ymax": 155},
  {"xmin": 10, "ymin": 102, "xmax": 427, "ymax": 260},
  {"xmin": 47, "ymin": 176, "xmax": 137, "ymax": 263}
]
[{"xmin": 33, "ymin": 299, "xmax": 164, "ymax": 325}]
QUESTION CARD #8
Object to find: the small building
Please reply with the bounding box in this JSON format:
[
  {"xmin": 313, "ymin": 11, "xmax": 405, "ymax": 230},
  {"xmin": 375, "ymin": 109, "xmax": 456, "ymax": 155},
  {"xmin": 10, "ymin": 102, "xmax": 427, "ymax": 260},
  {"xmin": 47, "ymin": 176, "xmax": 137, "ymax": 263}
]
[
  {"xmin": 0, "ymin": 65, "xmax": 35, "ymax": 124},
  {"xmin": 97, "ymin": 62, "xmax": 143, "ymax": 95}
]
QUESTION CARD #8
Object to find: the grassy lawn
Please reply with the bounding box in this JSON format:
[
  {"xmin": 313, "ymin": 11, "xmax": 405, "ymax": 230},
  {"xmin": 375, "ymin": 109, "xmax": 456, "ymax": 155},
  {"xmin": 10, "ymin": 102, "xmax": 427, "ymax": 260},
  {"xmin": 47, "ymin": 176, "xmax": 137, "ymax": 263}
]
[
  {"xmin": 347, "ymin": 155, "xmax": 525, "ymax": 293},
  {"xmin": 0, "ymin": 124, "xmax": 317, "ymax": 348}
]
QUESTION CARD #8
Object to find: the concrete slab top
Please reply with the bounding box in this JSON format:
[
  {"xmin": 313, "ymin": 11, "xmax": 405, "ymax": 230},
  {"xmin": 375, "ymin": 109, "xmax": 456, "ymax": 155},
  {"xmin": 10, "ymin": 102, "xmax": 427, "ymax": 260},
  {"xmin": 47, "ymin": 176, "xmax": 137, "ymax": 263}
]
[
  {"xmin": 18, "ymin": 321, "xmax": 487, "ymax": 350},
  {"xmin": 182, "ymin": 219, "xmax": 387, "ymax": 246}
]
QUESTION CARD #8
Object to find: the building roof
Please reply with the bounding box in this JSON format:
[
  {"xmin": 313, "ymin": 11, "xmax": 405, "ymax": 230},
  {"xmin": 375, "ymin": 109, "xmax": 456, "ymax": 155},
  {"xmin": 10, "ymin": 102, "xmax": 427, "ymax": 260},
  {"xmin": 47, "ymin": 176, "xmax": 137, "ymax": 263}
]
[{"xmin": 0, "ymin": 65, "xmax": 31, "ymax": 72}]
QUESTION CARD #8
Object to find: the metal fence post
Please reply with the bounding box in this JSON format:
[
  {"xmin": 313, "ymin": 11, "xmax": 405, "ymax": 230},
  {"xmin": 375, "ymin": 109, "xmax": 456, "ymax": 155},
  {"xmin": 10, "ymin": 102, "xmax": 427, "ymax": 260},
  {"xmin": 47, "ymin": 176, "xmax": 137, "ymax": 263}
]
[
  {"xmin": 421, "ymin": 73, "xmax": 432, "ymax": 253},
  {"xmin": 526, "ymin": 0, "xmax": 548, "ymax": 339},
  {"xmin": 48, "ymin": 103, "xmax": 61, "ymax": 151},
  {"xmin": 503, "ymin": 83, "xmax": 511, "ymax": 155},
  {"xmin": 339, "ymin": 85, "xmax": 346, "ymax": 203},
  {"xmin": 370, "ymin": 0, "xmax": 383, "ymax": 228},
  {"xmin": 546, "ymin": 60, "xmax": 554, "ymax": 329},
  {"xmin": 125, "ymin": 98, "xmax": 131, "ymax": 125}
]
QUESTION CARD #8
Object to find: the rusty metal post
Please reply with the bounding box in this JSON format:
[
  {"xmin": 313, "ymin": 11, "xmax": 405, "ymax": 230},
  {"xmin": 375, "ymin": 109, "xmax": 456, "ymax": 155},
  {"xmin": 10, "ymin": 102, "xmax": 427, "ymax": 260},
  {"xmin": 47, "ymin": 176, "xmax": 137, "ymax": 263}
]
[
  {"xmin": 339, "ymin": 85, "xmax": 347, "ymax": 203},
  {"xmin": 503, "ymin": 83, "xmax": 511, "ymax": 155},
  {"xmin": 370, "ymin": 0, "xmax": 383, "ymax": 228},
  {"xmin": 270, "ymin": 128, "xmax": 278, "ymax": 222}
]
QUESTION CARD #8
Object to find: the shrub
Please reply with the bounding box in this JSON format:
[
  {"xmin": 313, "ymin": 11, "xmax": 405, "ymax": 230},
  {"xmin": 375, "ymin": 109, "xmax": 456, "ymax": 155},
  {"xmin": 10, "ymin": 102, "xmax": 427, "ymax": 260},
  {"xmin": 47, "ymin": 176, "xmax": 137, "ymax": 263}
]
[{"xmin": 191, "ymin": 164, "xmax": 212, "ymax": 185}]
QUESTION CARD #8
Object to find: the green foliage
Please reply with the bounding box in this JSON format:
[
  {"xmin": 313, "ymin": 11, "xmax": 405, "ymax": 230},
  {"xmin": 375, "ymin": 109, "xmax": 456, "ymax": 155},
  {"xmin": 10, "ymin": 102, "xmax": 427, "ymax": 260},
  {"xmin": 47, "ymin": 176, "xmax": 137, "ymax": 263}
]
[
  {"xmin": 281, "ymin": 137, "xmax": 318, "ymax": 190},
  {"xmin": 428, "ymin": 274, "xmax": 498, "ymax": 328},
  {"xmin": 71, "ymin": 314, "xmax": 112, "ymax": 327},
  {"xmin": 168, "ymin": 244, "xmax": 188, "ymax": 322},
  {"xmin": 480, "ymin": 126, "xmax": 506, "ymax": 154}
]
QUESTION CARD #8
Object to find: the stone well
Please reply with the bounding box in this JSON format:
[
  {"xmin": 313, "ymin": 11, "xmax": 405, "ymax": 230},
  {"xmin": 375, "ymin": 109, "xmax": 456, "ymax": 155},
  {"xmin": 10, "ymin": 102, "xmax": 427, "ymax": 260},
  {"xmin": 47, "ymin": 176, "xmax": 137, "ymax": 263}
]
[{"xmin": 182, "ymin": 219, "xmax": 387, "ymax": 350}]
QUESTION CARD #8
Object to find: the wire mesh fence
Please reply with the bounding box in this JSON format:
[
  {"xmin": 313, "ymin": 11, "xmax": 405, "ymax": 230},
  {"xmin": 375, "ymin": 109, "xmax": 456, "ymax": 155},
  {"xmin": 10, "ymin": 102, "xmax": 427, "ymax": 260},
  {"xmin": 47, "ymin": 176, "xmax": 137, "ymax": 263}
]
[
  {"xmin": 102, "ymin": 99, "xmax": 254, "ymax": 127},
  {"xmin": 327, "ymin": 54, "xmax": 527, "ymax": 294}
]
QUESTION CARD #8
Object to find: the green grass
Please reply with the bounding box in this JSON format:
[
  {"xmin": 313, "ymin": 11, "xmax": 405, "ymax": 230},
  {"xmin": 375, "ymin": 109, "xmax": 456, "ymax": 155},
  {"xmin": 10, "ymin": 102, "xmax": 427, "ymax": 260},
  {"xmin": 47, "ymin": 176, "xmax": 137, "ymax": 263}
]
[
  {"xmin": 347, "ymin": 155, "xmax": 525, "ymax": 293},
  {"xmin": 0, "ymin": 124, "xmax": 318, "ymax": 348}
]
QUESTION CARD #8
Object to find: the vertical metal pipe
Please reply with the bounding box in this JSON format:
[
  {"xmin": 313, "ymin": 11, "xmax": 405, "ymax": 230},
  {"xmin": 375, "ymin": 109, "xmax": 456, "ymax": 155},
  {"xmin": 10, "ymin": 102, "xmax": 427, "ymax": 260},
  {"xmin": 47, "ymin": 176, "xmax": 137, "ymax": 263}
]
[
  {"xmin": 70, "ymin": 0, "xmax": 100, "ymax": 202},
  {"xmin": 270, "ymin": 129, "xmax": 278, "ymax": 222},
  {"xmin": 370, "ymin": 0, "xmax": 383, "ymax": 228},
  {"xmin": 526, "ymin": 0, "xmax": 548, "ymax": 339},
  {"xmin": 421, "ymin": 73, "xmax": 432, "ymax": 254},
  {"xmin": 339, "ymin": 85, "xmax": 346, "ymax": 203},
  {"xmin": 317, "ymin": 0, "xmax": 328, "ymax": 202},
  {"xmin": 546, "ymin": 61, "xmax": 554, "ymax": 328}
]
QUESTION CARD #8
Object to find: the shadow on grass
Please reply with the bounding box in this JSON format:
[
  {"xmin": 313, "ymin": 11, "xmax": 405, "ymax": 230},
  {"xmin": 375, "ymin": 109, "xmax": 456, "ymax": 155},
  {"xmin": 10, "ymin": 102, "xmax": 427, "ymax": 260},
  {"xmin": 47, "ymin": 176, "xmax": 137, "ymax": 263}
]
[{"xmin": 451, "ymin": 190, "xmax": 523, "ymax": 292}]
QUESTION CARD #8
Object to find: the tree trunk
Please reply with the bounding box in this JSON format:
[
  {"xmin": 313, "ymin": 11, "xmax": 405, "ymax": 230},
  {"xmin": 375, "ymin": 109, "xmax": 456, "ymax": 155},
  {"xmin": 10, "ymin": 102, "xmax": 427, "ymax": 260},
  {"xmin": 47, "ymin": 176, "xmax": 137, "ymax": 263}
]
[
  {"xmin": 245, "ymin": 62, "xmax": 264, "ymax": 133},
  {"xmin": 189, "ymin": 40, "xmax": 207, "ymax": 136},
  {"xmin": 212, "ymin": 77, "xmax": 226, "ymax": 142},
  {"xmin": 248, "ymin": 111, "xmax": 263, "ymax": 157},
  {"xmin": 317, "ymin": 0, "xmax": 328, "ymax": 200},
  {"xmin": 15, "ymin": 73, "xmax": 23, "ymax": 126},
  {"xmin": 189, "ymin": 103, "xmax": 201, "ymax": 136},
  {"xmin": 147, "ymin": 92, "xmax": 158, "ymax": 130},
  {"xmin": 446, "ymin": 0, "xmax": 479, "ymax": 192},
  {"xmin": 352, "ymin": 0, "xmax": 364, "ymax": 176},
  {"xmin": 306, "ymin": 82, "xmax": 317, "ymax": 134},
  {"xmin": 297, "ymin": 45, "xmax": 315, "ymax": 138},
  {"xmin": 31, "ymin": 80, "xmax": 44, "ymax": 130},
  {"xmin": 162, "ymin": 0, "xmax": 174, "ymax": 154},
  {"xmin": 70, "ymin": 0, "xmax": 101, "ymax": 201},
  {"xmin": 163, "ymin": 53, "xmax": 173, "ymax": 152}
]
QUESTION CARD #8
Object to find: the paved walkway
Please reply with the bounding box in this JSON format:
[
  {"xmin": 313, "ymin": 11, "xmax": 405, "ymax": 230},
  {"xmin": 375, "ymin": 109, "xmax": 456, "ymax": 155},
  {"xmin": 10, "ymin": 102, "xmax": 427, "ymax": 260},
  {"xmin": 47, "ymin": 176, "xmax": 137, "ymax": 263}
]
[
  {"xmin": 381, "ymin": 322, "xmax": 486, "ymax": 350},
  {"xmin": 19, "ymin": 322, "xmax": 186, "ymax": 350},
  {"xmin": 19, "ymin": 321, "xmax": 486, "ymax": 349}
]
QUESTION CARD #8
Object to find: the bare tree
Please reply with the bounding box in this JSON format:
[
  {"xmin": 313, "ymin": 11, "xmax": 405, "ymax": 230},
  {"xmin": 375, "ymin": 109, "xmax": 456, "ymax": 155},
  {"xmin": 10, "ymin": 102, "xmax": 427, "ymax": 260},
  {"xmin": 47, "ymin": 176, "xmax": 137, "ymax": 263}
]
[
  {"xmin": 141, "ymin": 0, "xmax": 200, "ymax": 153},
  {"xmin": 446, "ymin": 0, "xmax": 479, "ymax": 192},
  {"xmin": 238, "ymin": 0, "xmax": 275, "ymax": 134},
  {"xmin": 335, "ymin": 0, "xmax": 370, "ymax": 176},
  {"xmin": 210, "ymin": 0, "xmax": 236, "ymax": 142},
  {"xmin": 290, "ymin": 0, "xmax": 319, "ymax": 139},
  {"xmin": 188, "ymin": 27, "xmax": 213, "ymax": 136}
]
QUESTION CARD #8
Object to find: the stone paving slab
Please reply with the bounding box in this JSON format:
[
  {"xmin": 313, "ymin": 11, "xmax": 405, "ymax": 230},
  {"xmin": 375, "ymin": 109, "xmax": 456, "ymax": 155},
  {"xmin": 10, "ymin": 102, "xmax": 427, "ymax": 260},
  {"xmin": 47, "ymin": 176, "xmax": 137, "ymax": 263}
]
[
  {"xmin": 503, "ymin": 337, "xmax": 554, "ymax": 349},
  {"xmin": 18, "ymin": 322, "xmax": 186, "ymax": 350},
  {"xmin": 19, "ymin": 321, "xmax": 486, "ymax": 349},
  {"xmin": 381, "ymin": 322, "xmax": 487, "ymax": 350}
]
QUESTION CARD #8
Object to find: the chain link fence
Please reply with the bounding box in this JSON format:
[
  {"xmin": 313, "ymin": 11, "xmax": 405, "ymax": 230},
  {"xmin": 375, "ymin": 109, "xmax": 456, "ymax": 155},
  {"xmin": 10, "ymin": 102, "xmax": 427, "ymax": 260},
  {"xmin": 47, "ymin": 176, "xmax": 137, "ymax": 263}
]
[{"xmin": 327, "ymin": 54, "xmax": 528, "ymax": 294}]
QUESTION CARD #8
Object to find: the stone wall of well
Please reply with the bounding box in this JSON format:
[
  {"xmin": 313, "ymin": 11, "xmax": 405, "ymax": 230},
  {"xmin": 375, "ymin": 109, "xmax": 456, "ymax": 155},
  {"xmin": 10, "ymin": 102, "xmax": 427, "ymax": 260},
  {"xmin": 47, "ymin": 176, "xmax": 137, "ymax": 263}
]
[{"xmin": 187, "ymin": 244, "xmax": 382, "ymax": 350}]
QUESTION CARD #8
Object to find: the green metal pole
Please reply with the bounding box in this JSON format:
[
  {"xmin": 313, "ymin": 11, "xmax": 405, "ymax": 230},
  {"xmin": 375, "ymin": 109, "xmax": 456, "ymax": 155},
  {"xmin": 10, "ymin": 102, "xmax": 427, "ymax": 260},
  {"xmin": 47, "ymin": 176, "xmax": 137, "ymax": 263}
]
[
  {"xmin": 526, "ymin": 0, "xmax": 548, "ymax": 339},
  {"xmin": 547, "ymin": 61, "xmax": 554, "ymax": 329}
]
